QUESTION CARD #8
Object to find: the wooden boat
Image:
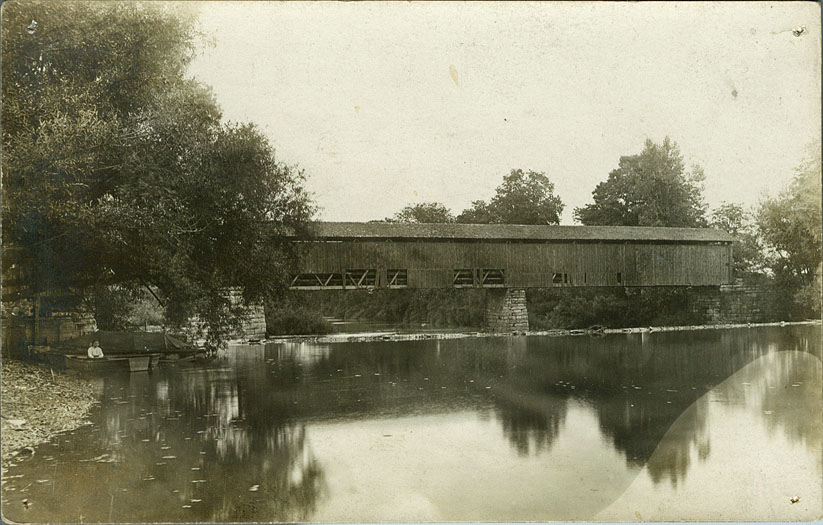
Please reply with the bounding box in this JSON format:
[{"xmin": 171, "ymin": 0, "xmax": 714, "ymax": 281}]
[
  {"xmin": 29, "ymin": 329, "xmax": 208, "ymax": 374},
  {"xmin": 56, "ymin": 331, "xmax": 208, "ymax": 363},
  {"xmin": 63, "ymin": 353, "xmax": 162, "ymax": 373}
]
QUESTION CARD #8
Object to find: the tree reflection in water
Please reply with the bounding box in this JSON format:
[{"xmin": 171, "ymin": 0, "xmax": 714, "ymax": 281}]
[
  {"xmin": 71, "ymin": 364, "xmax": 327, "ymax": 522},
  {"xmin": 2, "ymin": 325, "xmax": 819, "ymax": 523},
  {"xmin": 479, "ymin": 326, "xmax": 818, "ymax": 485}
]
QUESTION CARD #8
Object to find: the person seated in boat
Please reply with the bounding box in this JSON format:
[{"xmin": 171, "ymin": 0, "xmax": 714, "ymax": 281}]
[{"xmin": 87, "ymin": 340, "xmax": 104, "ymax": 359}]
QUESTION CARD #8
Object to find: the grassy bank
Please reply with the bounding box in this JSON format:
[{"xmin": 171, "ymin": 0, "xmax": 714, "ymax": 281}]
[
  {"xmin": 1, "ymin": 360, "xmax": 99, "ymax": 464},
  {"xmin": 527, "ymin": 287, "xmax": 707, "ymax": 330},
  {"xmin": 266, "ymin": 288, "xmax": 702, "ymax": 334},
  {"xmin": 265, "ymin": 278, "xmax": 812, "ymax": 336},
  {"xmin": 266, "ymin": 289, "xmax": 486, "ymax": 335}
]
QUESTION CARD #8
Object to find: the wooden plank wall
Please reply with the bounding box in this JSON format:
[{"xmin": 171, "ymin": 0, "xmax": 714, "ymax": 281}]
[{"xmin": 294, "ymin": 240, "xmax": 732, "ymax": 288}]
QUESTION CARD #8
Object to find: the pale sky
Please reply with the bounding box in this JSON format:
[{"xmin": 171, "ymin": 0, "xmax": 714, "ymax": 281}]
[{"xmin": 186, "ymin": 2, "xmax": 821, "ymax": 224}]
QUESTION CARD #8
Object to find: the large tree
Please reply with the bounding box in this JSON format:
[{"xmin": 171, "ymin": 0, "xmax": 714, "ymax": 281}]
[
  {"xmin": 574, "ymin": 138, "xmax": 707, "ymax": 227},
  {"xmin": 757, "ymin": 142, "xmax": 822, "ymax": 316},
  {"xmin": 386, "ymin": 202, "xmax": 454, "ymax": 223},
  {"xmin": 2, "ymin": 1, "xmax": 313, "ymax": 347},
  {"xmin": 456, "ymin": 169, "xmax": 564, "ymax": 225}
]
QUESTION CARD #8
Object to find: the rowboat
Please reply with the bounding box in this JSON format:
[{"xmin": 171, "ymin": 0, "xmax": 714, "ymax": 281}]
[
  {"xmin": 28, "ymin": 330, "xmax": 208, "ymax": 373},
  {"xmin": 57, "ymin": 331, "xmax": 208, "ymax": 363},
  {"xmin": 63, "ymin": 354, "xmax": 163, "ymax": 373}
]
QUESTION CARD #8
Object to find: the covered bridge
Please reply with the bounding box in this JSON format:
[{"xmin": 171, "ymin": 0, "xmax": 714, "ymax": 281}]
[{"xmin": 289, "ymin": 222, "xmax": 734, "ymax": 290}]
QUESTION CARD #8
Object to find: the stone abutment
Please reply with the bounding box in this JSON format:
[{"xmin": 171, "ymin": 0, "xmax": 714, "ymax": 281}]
[{"xmin": 485, "ymin": 288, "xmax": 530, "ymax": 332}]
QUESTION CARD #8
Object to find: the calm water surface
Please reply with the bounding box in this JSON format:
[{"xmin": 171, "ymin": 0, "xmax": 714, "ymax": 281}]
[{"xmin": 2, "ymin": 325, "xmax": 821, "ymax": 522}]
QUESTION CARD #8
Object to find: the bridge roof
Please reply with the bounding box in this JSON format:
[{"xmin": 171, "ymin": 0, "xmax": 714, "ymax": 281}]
[{"xmin": 304, "ymin": 222, "xmax": 733, "ymax": 243}]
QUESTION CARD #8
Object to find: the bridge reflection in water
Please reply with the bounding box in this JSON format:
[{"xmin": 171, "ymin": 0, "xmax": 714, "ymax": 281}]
[{"xmin": 2, "ymin": 325, "xmax": 820, "ymax": 522}]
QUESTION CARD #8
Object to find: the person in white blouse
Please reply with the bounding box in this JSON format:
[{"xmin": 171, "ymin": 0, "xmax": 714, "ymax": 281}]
[{"xmin": 87, "ymin": 340, "xmax": 104, "ymax": 359}]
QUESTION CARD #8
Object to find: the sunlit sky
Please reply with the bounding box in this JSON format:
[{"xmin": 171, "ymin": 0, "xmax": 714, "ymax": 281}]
[{"xmin": 186, "ymin": 2, "xmax": 821, "ymax": 224}]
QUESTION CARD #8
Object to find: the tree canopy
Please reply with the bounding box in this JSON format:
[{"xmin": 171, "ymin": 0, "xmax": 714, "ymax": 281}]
[
  {"xmin": 386, "ymin": 202, "xmax": 455, "ymax": 223},
  {"xmin": 709, "ymin": 202, "xmax": 765, "ymax": 276},
  {"xmin": 574, "ymin": 138, "xmax": 707, "ymax": 227},
  {"xmin": 456, "ymin": 169, "xmax": 564, "ymax": 225},
  {"xmin": 2, "ymin": 1, "xmax": 313, "ymax": 347},
  {"xmin": 757, "ymin": 143, "xmax": 822, "ymax": 284}
]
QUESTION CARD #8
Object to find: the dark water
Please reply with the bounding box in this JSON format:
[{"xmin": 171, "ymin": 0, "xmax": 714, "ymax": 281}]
[{"xmin": 2, "ymin": 325, "xmax": 821, "ymax": 522}]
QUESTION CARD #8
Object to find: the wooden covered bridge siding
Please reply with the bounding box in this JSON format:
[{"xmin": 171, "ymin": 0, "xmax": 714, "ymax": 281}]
[
  {"xmin": 289, "ymin": 222, "xmax": 734, "ymax": 291},
  {"xmin": 289, "ymin": 222, "xmax": 732, "ymax": 333}
]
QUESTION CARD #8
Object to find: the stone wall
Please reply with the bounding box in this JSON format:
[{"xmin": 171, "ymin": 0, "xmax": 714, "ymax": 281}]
[
  {"xmin": 1, "ymin": 311, "xmax": 97, "ymax": 356},
  {"xmin": 688, "ymin": 278, "xmax": 782, "ymax": 324},
  {"xmin": 185, "ymin": 288, "xmax": 267, "ymax": 344},
  {"xmin": 485, "ymin": 288, "xmax": 529, "ymax": 332},
  {"xmin": 223, "ymin": 288, "xmax": 267, "ymax": 340},
  {"xmin": 687, "ymin": 287, "xmax": 723, "ymax": 323}
]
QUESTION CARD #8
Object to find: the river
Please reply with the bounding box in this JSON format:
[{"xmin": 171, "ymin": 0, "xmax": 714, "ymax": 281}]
[{"xmin": 1, "ymin": 324, "xmax": 820, "ymax": 522}]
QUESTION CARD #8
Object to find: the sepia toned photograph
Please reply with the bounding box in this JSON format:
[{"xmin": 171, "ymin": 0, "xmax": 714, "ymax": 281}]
[{"xmin": 1, "ymin": 1, "xmax": 821, "ymax": 522}]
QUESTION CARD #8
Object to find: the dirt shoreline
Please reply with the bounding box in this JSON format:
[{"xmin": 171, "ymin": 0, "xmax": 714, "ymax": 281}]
[{"xmin": 1, "ymin": 359, "xmax": 98, "ymax": 467}]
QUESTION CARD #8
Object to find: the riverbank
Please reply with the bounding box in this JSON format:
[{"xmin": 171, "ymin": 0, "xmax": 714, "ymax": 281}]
[
  {"xmin": 1, "ymin": 359, "xmax": 98, "ymax": 466},
  {"xmin": 255, "ymin": 319, "xmax": 822, "ymax": 345}
]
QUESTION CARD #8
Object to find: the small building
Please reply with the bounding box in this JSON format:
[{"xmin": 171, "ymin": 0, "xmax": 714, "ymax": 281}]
[{"xmin": 289, "ymin": 222, "xmax": 734, "ymax": 290}]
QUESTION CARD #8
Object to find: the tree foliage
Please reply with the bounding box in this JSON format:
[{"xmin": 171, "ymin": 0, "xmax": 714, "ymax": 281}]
[
  {"xmin": 456, "ymin": 169, "xmax": 564, "ymax": 225},
  {"xmin": 709, "ymin": 202, "xmax": 766, "ymax": 276},
  {"xmin": 387, "ymin": 202, "xmax": 454, "ymax": 223},
  {"xmin": 757, "ymin": 142, "xmax": 822, "ymax": 317},
  {"xmin": 2, "ymin": 1, "xmax": 314, "ymax": 348},
  {"xmin": 455, "ymin": 200, "xmax": 494, "ymax": 225},
  {"xmin": 757, "ymin": 143, "xmax": 822, "ymax": 283},
  {"xmin": 575, "ymin": 138, "xmax": 707, "ymax": 227}
]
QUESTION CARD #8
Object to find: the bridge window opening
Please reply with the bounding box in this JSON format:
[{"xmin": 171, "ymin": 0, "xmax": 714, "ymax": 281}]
[
  {"xmin": 564, "ymin": 273, "xmax": 569, "ymax": 284},
  {"xmin": 583, "ymin": 272, "xmax": 587, "ymax": 284},
  {"xmin": 387, "ymin": 269, "xmax": 408, "ymax": 287},
  {"xmin": 453, "ymin": 269, "xmax": 474, "ymax": 287},
  {"xmin": 345, "ymin": 269, "xmax": 376, "ymax": 288},
  {"xmin": 290, "ymin": 273, "xmax": 343, "ymax": 289},
  {"xmin": 479, "ymin": 269, "xmax": 505, "ymax": 287},
  {"xmin": 616, "ymin": 272, "xmax": 622, "ymax": 284},
  {"xmin": 552, "ymin": 272, "xmax": 564, "ymax": 284}
]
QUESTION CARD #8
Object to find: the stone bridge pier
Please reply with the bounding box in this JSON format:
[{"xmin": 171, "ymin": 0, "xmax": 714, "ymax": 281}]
[
  {"xmin": 484, "ymin": 288, "xmax": 529, "ymax": 333},
  {"xmin": 186, "ymin": 288, "xmax": 267, "ymax": 344},
  {"xmin": 223, "ymin": 288, "xmax": 267, "ymax": 340}
]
